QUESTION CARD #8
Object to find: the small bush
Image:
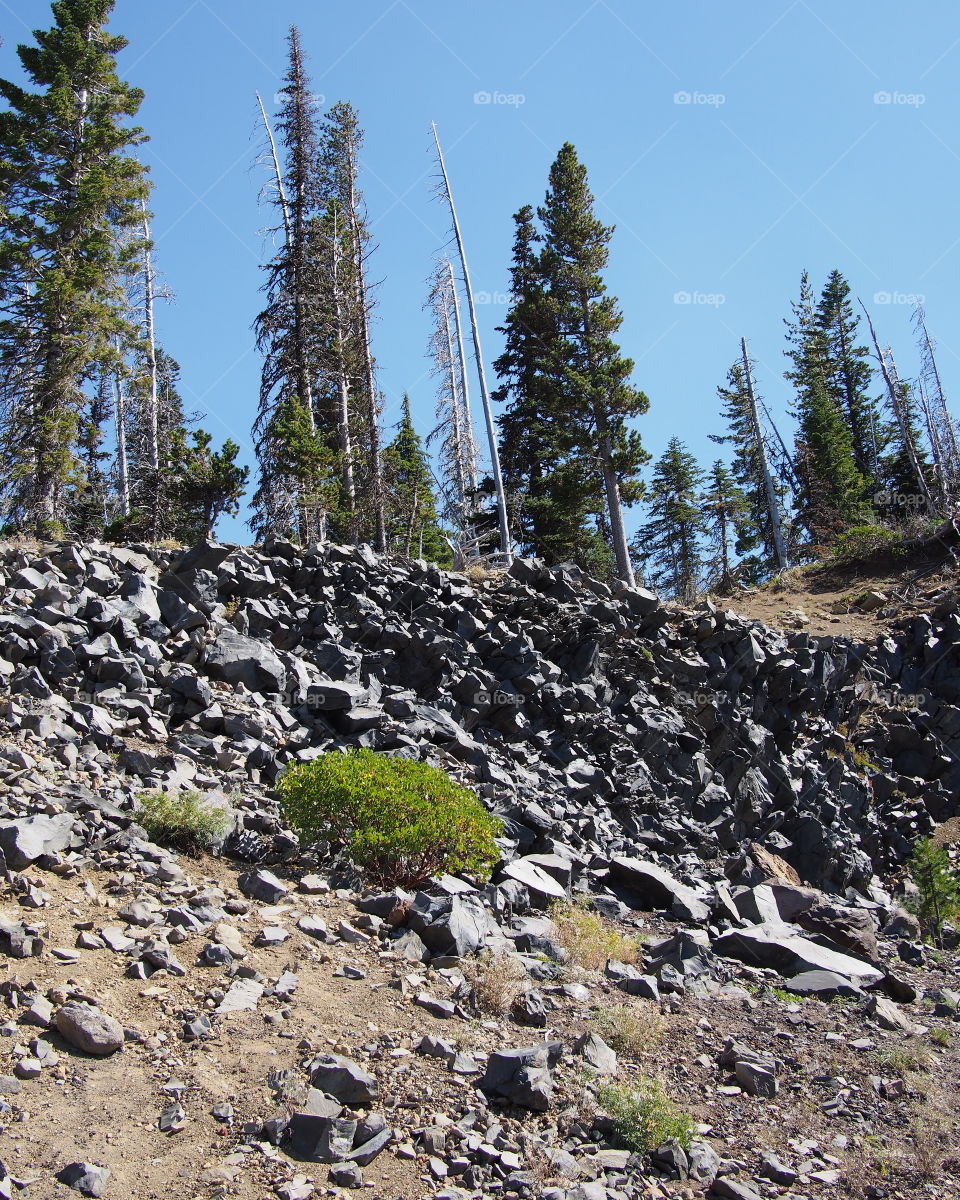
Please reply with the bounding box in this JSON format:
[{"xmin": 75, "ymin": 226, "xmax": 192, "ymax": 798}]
[
  {"xmin": 591, "ymin": 1003, "xmax": 666, "ymax": 1057},
  {"xmin": 597, "ymin": 1077, "xmax": 695, "ymax": 1154},
  {"xmin": 830, "ymin": 524, "xmax": 906, "ymax": 564},
  {"xmin": 930, "ymin": 1028, "xmax": 951, "ymax": 1048},
  {"xmin": 276, "ymin": 749, "xmax": 501, "ymax": 888},
  {"xmin": 551, "ymin": 898, "xmax": 642, "ymax": 970},
  {"xmin": 136, "ymin": 789, "xmax": 230, "ymax": 853},
  {"xmin": 906, "ymin": 836, "xmax": 960, "ymax": 945}
]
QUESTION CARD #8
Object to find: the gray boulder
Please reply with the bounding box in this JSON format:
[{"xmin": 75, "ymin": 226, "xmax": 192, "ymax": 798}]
[
  {"xmin": 55, "ymin": 1004, "xmax": 124, "ymax": 1056},
  {"xmin": 0, "ymin": 812, "xmax": 79, "ymax": 869},
  {"xmin": 204, "ymin": 627, "xmax": 286, "ymax": 693}
]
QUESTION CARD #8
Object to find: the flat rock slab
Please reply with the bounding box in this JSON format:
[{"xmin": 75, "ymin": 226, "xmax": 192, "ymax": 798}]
[
  {"xmin": 713, "ymin": 923, "xmax": 884, "ymax": 985},
  {"xmin": 498, "ymin": 858, "xmax": 567, "ymax": 901},
  {"xmin": 309, "ymin": 1054, "xmax": 379, "ymax": 1105},
  {"xmin": 55, "ymin": 1004, "xmax": 124, "ymax": 1056},
  {"xmin": 783, "ymin": 969, "xmax": 864, "ymax": 999},
  {"xmin": 217, "ymin": 978, "xmax": 264, "ymax": 1014}
]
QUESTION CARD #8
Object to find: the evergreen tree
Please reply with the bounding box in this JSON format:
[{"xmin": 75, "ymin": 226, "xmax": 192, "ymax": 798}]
[
  {"xmin": 711, "ymin": 355, "xmax": 789, "ymax": 580},
  {"xmin": 815, "ymin": 269, "xmax": 884, "ymax": 485},
  {"xmin": 633, "ymin": 438, "xmax": 707, "ymax": 601},
  {"xmin": 494, "ymin": 149, "xmax": 649, "ymax": 581},
  {"xmin": 701, "ymin": 460, "xmax": 751, "ymax": 591},
  {"xmin": 383, "ymin": 395, "xmax": 449, "ymax": 563},
  {"xmin": 0, "ymin": 0, "xmax": 149, "ymax": 534},
  {"xmin": 537, "ymin": 144, "xmax": 649, "ymax": 583},
  {"xmin": 174, "ymin": 429, "xmax": 248, "ymax": 543},
  {"xmin": 252, "ymin": 27, "xmax": 325, "ymax": 542},
  {"xmin": 495, "ymin": 206, "xmax": 602, "ymax": 568},
  {"xmin": 784, "ymin": 272, "xmax": 867, "ymax": 542}
]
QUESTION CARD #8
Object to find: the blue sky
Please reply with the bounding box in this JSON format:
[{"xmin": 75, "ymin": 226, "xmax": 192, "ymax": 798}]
[{"xmin": 3, "ymin": 0, "xmax": 958, "ymax": 542}]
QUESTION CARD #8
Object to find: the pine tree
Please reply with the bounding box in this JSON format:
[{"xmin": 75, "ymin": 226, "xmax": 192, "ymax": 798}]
[
  {"xmin": 174, "ymin": 429, "xmax": 249, "ymax": 543},
  {"xmin": 495, "ymin": 205, "xmax": 597, "ymax": 565},
  {"xmin": 0, "ymin": 0, "xmax": 150, "ymax": 535},
  {"xmin": 711, "ymin": 349, "xmax": 789, "ymax": 580},
  {"xmin": 383, "ymin": 395, "xmax": 449, "ymax": 564},
  {"xmin": 816, "ymin": 270, "xmax": 884, "ymax": 485},
  {"xmin": 494, "ymin": 151, "xmax": 650, "ymax": 580},
  {"xmin": 785, "ymin": 272, "xmax": 867, "ymax": 542},
  {"xmin": 252, "ymin": 28, "xmax": 325, "ymax": 542},
  {"xmin": 702, "ymin": 460, "xmax": 751, "ymax": 591},
  {"xmin": 633, "ymin": 438, "xmax": 707, "ymax": 601},
  {"xmin": 537, "ymin": 144, "xmax": 649, "ymax": 584}
]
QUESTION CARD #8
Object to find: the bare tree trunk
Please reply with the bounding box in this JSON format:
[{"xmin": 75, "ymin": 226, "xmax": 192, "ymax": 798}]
[
  {"xmin": 256, "ymin": 91, "xmax": 291, "ymax": 245},
  {"xmin": 445, "ymin": 258, "xmax": 478, "ymax": 490},
  {"xmin": 114, "ymin": 368, "xmax": 130, "ymax": 518},
  {"xmin": 330, "ymin": 207, "xmax": 356, "ymax": 531},
  {"xmin": 861, "ymin": 302, "xmax": 937, "ymax": 517},
  {"xmin": 432, "ymin": 122, "xmax": 511, "ymax": 562},
  {"xmin": 742, "ymin": 338, "xmax": 788, "ymax": 570},
  {"xmin": 440, "ymin": 296, "xmax": 467, "ymax": 511},
  {"xmin": 346, "ymin": 136, "xmax": 386, "ymax": 552}
]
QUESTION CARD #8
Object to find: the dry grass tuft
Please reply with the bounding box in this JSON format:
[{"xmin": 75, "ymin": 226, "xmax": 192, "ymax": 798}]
[
  {"xmin": 462, "ymin": 950, "xmax": 527, "ymax": 1017},
  {"xmin": 551, "ymin": 898, "xmax": 642, "ymax": 970},
  {"xmin": 591, "ymin": 1001, "xmax": 666, "ymax": 1058}
]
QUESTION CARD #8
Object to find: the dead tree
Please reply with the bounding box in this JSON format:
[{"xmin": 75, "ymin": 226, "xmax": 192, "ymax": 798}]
[{"xmin": 431, "ymin": 121, "xmax": 511, "ymax": 562}]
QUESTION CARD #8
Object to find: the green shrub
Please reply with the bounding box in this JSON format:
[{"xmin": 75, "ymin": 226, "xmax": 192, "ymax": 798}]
[
  {"xmin": 830, "ymin": 524, "xmax": 906, "ymax": 564},
  {"xmin": 276, "ymin": 749, "xmax": 502, "ymax": 888},
  {"xmin": 136, "ymin": 789, "xmax": 230, "ymax": 853},
  {"xmin": 598, "ymin": 1077, "xmax": 695, "ymax": 1154},
  {"xmin": 907, "ymin": 836, "xmax": 960, "ymax": 945}
]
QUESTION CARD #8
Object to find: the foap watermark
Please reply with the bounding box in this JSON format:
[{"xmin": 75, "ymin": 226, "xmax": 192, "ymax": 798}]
[
  {"xmin": 874, "ymin": 290, "xmax": 925, "ymax": 306},
  {"xmin": 474, "ymin": 290, "xmax": 512, "ymax": 305},
  {"xmin": 870, "ymin": 687, "xmax": 928, "ymax": 711},
  {"xmin": 474, "ymin": 90, "xmax": 525, "ymax": 107},
  {"xmin": 674, "ymin": 290, "xmax": 725, "ymax": 307},
  {"xmin": 473, "ymin": 689, "xmax": 525, "ymax": 707},
  {"xmin": 676, "ymin": 688, "xmax": 719, "ymax": 707},
  {"xmin": 874, "ymin": 90, "xmax": 925, "ymax": 107},
  {"xmin": 674, "ymin": 90, "xmax": 725, "ymax": 107},
  {"xmin": 274, "ymin": 90, "xmax": 325, "ymax": 107},
  {"xmin": 873, "ymin": 488, "xmax": 927, "ymax": 512}
]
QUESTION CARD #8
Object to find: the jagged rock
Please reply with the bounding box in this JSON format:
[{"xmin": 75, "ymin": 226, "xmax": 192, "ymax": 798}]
[
  {"xmin": 478, "ymin": 1043, "xmax": 562, "ymax": 1111},
  {"xmin": 308, "ymin": 1054, "xmax": 379, "ymax": 1105},
  {"xmin": 608, "ymin": 857, "xmax": 710, "ymax": 922},
  {"xmin": 0, "ymin": 813, "xmax": 79, "ymax": 869},
  {"xmin": 56, "ymin": 1163, "xmax": 111, "ymax": 1197},
  {"xmin": 204, "ymin": 627, "xmax": 286, "ymax": 693},
  {"xmin": 237, "ymin": 869, "xmax": 288, "ymax": 904},
  {"xmin": 574, "ymin": 1031, "xmax": 617, "ymax": 1074}
]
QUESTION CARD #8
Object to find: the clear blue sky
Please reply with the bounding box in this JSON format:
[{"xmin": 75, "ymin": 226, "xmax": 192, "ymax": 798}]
[{"xmin": 3, "ymin": 0, "xmax": 958, "ymax": 543}]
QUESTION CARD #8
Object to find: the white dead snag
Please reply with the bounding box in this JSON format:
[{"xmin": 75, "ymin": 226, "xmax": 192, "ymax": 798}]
[
  {"xmin": 861, "ymin": 301, "xmax": 937, "ymax": 517},
  {"xmin": 431, "ymin": 121, "xmax": 511, "ymax": 562},
  {"xmin": 256, "ymin": 91, "xmax": 291, "ymax": 247},
  {"xmin": 113, "ymin": 366, "xmax": 130, "ymax": 519},
  {"xmin": 140, "ymin": 200, "xmax": 160, "ymax": 533},
  {"xmin": 742, "ymin": 338, "xmax": 789, "ymax": 569},
  {"xmin": 344, "ymin": 131, "xmax": 386, "ymax": 552},
  {"xmin": 444, "ymin": 258, "xmax": 478, "ymax": 490}
]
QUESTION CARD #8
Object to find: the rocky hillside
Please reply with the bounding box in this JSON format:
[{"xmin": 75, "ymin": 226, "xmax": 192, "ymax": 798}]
[{"xmin": 0, "ymin": 538, "xmax": 957, "ymax": 1200}]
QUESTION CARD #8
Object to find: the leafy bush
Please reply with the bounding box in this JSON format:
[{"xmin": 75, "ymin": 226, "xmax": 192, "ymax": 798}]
[
  {"xmin": 597, "ymin": 1077, "xmax": 695, "ymax": 1154},
  {"xmin": 276, "ymin": 749, "xmax": 502, "ymax": 888},
  {"xmin": 551, "ymin": 898, "xmax": 642, "ymax": 970},
  {"xmin": 136, "ymin": 789, "xmax": 230, "ymax": 853},
  {"xmin": 907, "ymin": 836, "xmax": 960, "ymax": 944},
  {"xmin": 830, "ymin": 524, "xmax": 906, "ymax": 564}
]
